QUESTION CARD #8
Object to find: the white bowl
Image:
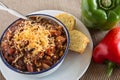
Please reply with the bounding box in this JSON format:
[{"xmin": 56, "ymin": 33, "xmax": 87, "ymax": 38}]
[{"xmin": 0, "ymin": 14, "xmax": 70, "ymax": 78}]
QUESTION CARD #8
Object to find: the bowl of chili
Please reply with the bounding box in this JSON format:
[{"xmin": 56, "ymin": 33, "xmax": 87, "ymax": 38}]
[{"xmin": 0, "ymin": 14, "xmax": 70, "ymax": 77}]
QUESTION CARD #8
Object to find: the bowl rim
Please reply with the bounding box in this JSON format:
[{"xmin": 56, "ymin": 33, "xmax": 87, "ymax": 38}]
[{"xmin": 0, "ymin": 14, "xmax": 70, "ymax": 74}]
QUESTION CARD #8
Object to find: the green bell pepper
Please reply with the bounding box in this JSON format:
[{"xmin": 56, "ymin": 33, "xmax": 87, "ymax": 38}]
[{"xmin": 81, "ymin": 0, "xmax": 120, "ymax": 30}]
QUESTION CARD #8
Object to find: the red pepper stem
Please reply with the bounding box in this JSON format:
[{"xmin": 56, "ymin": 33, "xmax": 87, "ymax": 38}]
[{"xmin": 106, "ymin": 61, "xmax": 116, "ymax": 77}]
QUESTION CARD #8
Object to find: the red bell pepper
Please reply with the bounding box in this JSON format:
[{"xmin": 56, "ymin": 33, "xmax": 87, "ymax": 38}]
[{"xmin": 93, "ymin": 26, "xmax": 120, "ymax": 76}]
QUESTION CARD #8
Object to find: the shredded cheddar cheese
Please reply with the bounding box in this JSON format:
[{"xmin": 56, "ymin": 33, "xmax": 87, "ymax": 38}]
[{"xmin": 13, "ymin": 20, "xmax": 55, "ymax": 55}]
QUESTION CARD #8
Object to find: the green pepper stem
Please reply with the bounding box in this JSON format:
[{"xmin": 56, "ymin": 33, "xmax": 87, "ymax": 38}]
[
  {"xmin": 101, "ymin": 0, "xmax": 112, "ymax": 7},
  {"xmin": 106, "ymin": 61, "xmax": 116, "ymax": 77},
  {"xmin": 98, "ymin": 0, "xmax": 115, "ymax": 10}
]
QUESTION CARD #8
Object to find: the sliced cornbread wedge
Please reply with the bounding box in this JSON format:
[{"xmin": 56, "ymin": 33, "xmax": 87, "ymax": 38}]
[
  {"xmin": 69, "ymin": 30, "xmax": 90, "ymax": 54},
  {"xmin": 55, "ymin": 13, "xmax": 75, "ymax": 31}
]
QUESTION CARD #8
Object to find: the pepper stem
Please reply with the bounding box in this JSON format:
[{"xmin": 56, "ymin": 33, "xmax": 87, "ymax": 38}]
[
  {"xmin": 98, "ymin": 0, "xmax": 115, "ymax": 10},
  {"xmin": 106, "ymin": 61, "xmax": 116, "ymax": 77},
  {"xmin": 101, "ymin": 0, "xmax": 112, "ymax": 8}
]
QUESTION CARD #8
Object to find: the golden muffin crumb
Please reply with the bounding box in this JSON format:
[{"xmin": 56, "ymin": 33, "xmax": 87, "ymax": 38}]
[{"xmin": 55, "ymin": 13, "xmax": 75, "ymax": 31}]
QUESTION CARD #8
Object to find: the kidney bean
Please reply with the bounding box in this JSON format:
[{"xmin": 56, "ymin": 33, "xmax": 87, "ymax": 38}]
[
  {"xmin": 43, "ymin": 60, "xmax": 52, "ymax": 66},
  {"xmin": 6, "ymin": 31, "xmax": 13, "ymax": 40},
  {"xmin": 26, "ymin": 63, "xmax": 34, "ymax": 72},
  {"xmin": 42, "ymin": 63, "xmax": 50, "ymax": 70},
  {"xmin": 46, "ymin": 47, "xmax": 55, "ymax": 57},
  {"xmin": 12, "ymin": 20, "xmax": 23, "ymax": 27},
  {"xmin": 56, "ymin": 26, "xmax": 62, "ymax": 31},
  {"xmin": 45, "ymin": 55, "xmax": 51, "ymax": 60},
  {"xmin": 8, "ymin": 56, "xmax": 14, "ymax": 62},
  {"xmin": 16, "ymin": 59, "xmax": 26, "ymax": 70},
  {"xmin": 7, "ymin": 48, "xmax": 15, "ymax": 55},
  {"xmin": 49, "ymin": 30, "xmax": 61, "ymax": 36},
  {"xmin": 4, "ymin": 53, "xmax": 14, "ymax": 63},
  {"xmin": 55, "ymin": 31, "xmax": 61, "ymax": 36},
  {"xmin": 49, "ymin": 20, "xmax": 58, "ymax": 26},
  {"xmin": 56, "ymin": 36, "xmax": 66, "ymax": 43},
  {"xmin": 36, "ymin": 68, "xmax": 41, "ymax": 72},
  {"xmin": 40, "ymin": 18, "xmax": 49, "ymax": 25},
  {"xmin": 59, "ymin": 51, "xmax": 64, "ymax": 57},
  {"xmin": 4, "ymin": 52, "xmax": 8, "ymax": 59},
  {"xmin": 19, "ymin": 22, "xmax": 25, "ymax": 28},
  {"xmin": 29, "ymin": 16, "xmax": 37, "ymax": 21},
  {"xmin": 17, "ymin": 59, "xmax": 24, "ymax": 66},
  {"xmin": 10, "ymin": 22, "xmax": 21, "ymax": 32},
  {"xmin": 4, "ymin": 54, "xmax": 10, "ymax": 62},
  {"xmin": 49, "ymin": 30, "xmax": 56, "ymax": 35},
  {"xmin": 2, "ymin": 42, "xmax": 9, "ymax": 51}
]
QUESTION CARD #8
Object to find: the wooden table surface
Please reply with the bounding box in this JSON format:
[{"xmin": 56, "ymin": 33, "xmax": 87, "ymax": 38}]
[{"xmin": 0, "ymin": 0, "xmax": 120, "ymax": 80}]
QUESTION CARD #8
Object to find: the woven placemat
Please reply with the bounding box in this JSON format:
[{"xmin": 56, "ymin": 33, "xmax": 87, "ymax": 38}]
[
  {"xmin": 80, "ymin": 61, "xmax": 120, "ymax": 80},
  {"xmin": 0, "ymin": 0, "xmax": 120, "ymax": 80}
]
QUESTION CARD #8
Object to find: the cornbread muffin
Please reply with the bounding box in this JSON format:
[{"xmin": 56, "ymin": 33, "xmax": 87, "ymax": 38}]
[
  {"xmin": 69, "ymin": 30, "xmax": 90, "ymax": 54},
  {"xmin": 55, "ymin": 13, "xmax": 76, "ymax": 31},
  {"xmin": 55, "ymin": 13, "xmax": 90, "ymax": 54}
]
